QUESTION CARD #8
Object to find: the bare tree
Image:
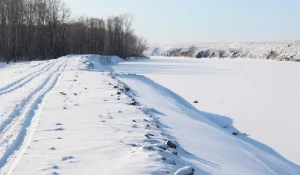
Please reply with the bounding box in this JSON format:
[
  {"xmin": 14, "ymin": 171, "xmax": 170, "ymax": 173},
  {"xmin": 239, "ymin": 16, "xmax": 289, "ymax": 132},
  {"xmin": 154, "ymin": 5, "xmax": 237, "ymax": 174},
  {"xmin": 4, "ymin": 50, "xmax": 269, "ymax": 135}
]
[{"xmin": 0, "ymin": 0, "xmax": 147, "ymax": 63}]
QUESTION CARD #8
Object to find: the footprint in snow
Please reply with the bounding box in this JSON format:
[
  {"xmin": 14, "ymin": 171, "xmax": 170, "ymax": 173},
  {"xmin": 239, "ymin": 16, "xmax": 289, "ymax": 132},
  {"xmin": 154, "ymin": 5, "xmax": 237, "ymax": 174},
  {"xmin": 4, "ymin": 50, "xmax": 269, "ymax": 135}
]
[
  {"xmin": 50, "ymin": 147, "xmax": 56, "ymax": 150},
  {"xmin": 59, "ymin": 92, "xmax": 67, "ymax": 96},
  {"xmin": 52, "ymin": 165, "xmax": 59, "ymax": 169},
  {"xmin": 127, "ymin": 143, "xmax": 138, "ymax": 147},
  {"xmin": 144, "ymin": 133, "xmax": 155, "ymax": 138},
  {"xmin": 132, "ymin": 124, "xmax": 138, "ymax": 128},
  {"xmin": 54, "ymin": 128, "xmax": 64, "ymax": 131},
  {"xmin": 53, "ymin": 172, "xmax": 59, "ymax": 175},
  {"xmin": 62, "ymin": 156, "xmax": 74, "ymax": 161},
  {"xmin": 161, "ymin": 157, "xmax": 176, "ymax": 165},
  {"xmin": 56, "ymin": 123, "xmax": 63, "ymax": 126}
]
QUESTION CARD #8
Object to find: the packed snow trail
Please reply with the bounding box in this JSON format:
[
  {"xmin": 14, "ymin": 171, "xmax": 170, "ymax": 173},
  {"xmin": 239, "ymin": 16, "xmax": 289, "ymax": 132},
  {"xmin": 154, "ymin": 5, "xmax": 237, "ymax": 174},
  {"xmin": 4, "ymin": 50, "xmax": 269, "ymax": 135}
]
[{"xmin": 1, "ymin": 56, "xmax": 166, "ymax": 174}]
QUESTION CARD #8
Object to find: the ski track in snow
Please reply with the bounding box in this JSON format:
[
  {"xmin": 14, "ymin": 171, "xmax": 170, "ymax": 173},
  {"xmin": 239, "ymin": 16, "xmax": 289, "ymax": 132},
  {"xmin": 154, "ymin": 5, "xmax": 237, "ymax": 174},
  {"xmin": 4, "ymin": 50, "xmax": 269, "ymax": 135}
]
[{"xmin": 0, "ymin": 60, "xmax": 67, "ymax": 174}]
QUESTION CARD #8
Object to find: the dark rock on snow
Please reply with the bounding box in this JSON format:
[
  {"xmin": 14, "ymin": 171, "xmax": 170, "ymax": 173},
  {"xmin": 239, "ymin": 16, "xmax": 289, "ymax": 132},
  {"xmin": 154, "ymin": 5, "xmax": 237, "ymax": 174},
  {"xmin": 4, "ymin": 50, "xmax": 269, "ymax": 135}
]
[
  {"xmin": 232, "ymin": 132, "xmax": 239, "ymax": 136},
  {"xmin": 167, "ymin": 140, "xmax": 177, "ymax": 149}
]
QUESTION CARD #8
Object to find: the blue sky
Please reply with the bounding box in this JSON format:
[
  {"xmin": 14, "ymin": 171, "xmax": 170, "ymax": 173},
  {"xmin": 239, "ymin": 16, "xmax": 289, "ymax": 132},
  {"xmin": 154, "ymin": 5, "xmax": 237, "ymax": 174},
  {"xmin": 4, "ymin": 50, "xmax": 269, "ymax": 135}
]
[{"xmin": 64, "ymin": 0, "xmax": 300, "ymax": 44}]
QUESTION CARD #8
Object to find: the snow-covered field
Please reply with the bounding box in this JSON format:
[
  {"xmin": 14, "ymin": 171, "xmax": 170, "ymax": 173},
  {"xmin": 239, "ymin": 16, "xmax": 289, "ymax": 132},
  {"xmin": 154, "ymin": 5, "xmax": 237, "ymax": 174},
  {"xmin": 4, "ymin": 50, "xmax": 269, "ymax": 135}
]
[
  {"xmin": 0, "ymin": 55, "xmax": 299, "ymax": 174},
  {"xmin": 112, "ymin": 56, "xmax": 300, "ymax": 169}
]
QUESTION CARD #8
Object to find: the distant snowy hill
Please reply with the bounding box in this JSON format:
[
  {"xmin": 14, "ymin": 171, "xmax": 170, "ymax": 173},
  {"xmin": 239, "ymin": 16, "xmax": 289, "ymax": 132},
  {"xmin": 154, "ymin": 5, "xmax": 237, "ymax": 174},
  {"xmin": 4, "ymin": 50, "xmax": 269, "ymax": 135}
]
[{"xmin": 145, "ymin": 40, "xmax": 300, "ymax": 61}]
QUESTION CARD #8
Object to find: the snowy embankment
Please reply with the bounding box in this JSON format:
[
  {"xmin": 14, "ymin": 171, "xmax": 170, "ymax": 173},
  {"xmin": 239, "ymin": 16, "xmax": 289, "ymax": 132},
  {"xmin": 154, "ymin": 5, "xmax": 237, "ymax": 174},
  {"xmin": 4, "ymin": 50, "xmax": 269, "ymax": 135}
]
[
  {"xmin": 112, "ymin": 56, "xmax": 300, "ymax": 173},
  {"xmin": 146, "ymin": 40, "xmax": 300, "ymax": 61},
  {"xmin": 0, "ymin": 55, "xmax": 299, "ymax": 174}
]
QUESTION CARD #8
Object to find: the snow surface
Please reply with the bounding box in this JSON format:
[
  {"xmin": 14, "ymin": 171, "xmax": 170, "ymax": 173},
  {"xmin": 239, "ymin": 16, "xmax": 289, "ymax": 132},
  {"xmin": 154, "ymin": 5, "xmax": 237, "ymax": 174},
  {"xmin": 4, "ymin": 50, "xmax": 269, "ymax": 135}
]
[
  {"xmin": 174, "ymin": 166, "xmax": 194, "ymax": 175},
  {"xmin": 146, "ymin": 40, "xmax": 300, "ymax": 61},
  {"xmin": 0, "ymin": 55, "xmax": 299, "ymax": 174},
  {"xmin": 112, "ymin": 56, "xmax": 300, "ymax": 171},
  {"xmin": 0, "ymin": 55, "xmax": 167, "ymax": 174}
]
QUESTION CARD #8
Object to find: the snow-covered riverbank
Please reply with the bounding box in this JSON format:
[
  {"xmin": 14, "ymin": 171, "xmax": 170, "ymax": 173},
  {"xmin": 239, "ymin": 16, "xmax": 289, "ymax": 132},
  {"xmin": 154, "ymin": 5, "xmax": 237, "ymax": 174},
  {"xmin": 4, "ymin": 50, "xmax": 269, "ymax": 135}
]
[
  {"xmin": 0, "ymin": 55, "xmax": 299, "ymax": 174},
  {"xmin": 146, "ymin": 40, "xmax": 300, "ymax": 61}
]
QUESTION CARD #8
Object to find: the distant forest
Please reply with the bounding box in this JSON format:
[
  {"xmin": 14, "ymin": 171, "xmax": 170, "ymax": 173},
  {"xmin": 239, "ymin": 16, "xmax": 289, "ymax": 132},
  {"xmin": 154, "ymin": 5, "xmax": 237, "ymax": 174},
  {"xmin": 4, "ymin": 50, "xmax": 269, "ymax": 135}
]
[{"xmin": 0, "ymin": 0, "xmax": 147, "ymax": 63}]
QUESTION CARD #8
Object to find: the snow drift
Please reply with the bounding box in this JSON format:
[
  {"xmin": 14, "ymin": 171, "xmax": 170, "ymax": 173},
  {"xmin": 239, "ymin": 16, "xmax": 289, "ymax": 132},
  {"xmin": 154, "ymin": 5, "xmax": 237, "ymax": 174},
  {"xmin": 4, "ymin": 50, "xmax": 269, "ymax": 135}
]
[{"xmin": 116, "ymin": 73, "xmax": 300, "ymax": 175}]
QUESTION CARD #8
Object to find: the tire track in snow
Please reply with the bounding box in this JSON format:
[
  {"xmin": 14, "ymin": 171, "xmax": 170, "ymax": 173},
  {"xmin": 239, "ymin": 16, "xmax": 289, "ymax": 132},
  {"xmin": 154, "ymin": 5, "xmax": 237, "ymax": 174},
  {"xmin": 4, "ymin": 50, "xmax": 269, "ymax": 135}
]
[
  {"xmin": 0, "ymin": 61, "xmax": 57, "ymax": 96},
  {"xmin": 0, "ymin": 61, "xmax": 67, "ymax": 174},
  {"xmin": 29, "ymin": 61, "xmax": 45, "ymax": 68},
  {"xmin": 0, "ymin": 61, "xmax": 66, "ymax": 137},
  {"xmin": 0, "ymin": 61, "xmax": 62, "ymax": 134}
]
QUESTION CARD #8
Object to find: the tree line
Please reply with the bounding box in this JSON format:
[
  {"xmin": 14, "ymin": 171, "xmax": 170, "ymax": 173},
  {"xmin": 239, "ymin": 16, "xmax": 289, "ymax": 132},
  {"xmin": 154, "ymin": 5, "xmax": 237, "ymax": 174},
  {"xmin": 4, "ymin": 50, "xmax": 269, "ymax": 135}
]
[{"xmin": 0, "ymin": 0, "xmax": 147, "ymax": 63}]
